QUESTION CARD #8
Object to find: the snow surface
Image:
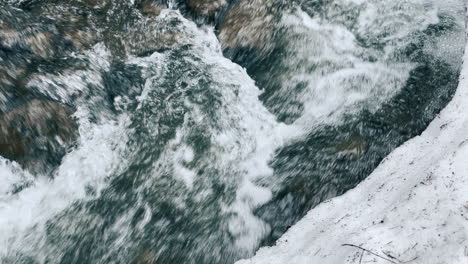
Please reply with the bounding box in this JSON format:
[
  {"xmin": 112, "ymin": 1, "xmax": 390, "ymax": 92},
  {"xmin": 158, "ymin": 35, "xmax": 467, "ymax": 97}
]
[{"xmin": 237, "ymin": 15, "xmax": 468, "ymax": 264}]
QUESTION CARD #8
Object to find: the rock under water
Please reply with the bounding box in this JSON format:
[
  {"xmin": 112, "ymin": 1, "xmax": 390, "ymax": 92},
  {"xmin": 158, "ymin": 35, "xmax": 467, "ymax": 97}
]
[{"xmin": 0, "ymin": 99, "xmax": 78, "ymax": 173}]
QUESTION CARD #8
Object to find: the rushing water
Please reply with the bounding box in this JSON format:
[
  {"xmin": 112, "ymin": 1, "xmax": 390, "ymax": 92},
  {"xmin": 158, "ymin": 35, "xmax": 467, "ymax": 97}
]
[{"xmin": 0, "ymin": 0, "xmax": 465, "ymax": 263}]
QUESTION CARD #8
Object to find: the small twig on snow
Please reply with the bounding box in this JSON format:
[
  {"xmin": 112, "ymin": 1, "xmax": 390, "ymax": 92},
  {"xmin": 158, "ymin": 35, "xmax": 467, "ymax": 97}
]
[{"xmin": 342, "ymin": 244, "xmax": 399, "ymax": 264}]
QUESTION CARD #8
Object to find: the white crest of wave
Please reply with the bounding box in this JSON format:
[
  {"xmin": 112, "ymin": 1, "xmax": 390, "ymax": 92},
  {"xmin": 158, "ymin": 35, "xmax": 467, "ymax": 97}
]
[
  {"xmin": 0, "ymin": 44, "xmax": 130, "ymax": 256},
  {"xmin": 272, "ymin": 0, "xmax": 451, "ymax": 128}
]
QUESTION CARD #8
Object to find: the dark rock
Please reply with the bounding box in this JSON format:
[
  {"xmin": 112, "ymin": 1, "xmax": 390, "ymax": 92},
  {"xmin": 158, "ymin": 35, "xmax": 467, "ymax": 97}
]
[
  {"xmin": 29, "ymin": 3, "xmax": 101, "ymax": 51},
  {"xmin": 186, "ymin": 0, "xmax": 227, "ymax": 17},
  {"xmin": 0, "ymin": 4, "xmax": 100, "ymax": 112},
  {"xmin": 0, "ymin": 7, "xmax": 57, "ymax": 59},
  {"xmin": 122, "ymin": 11, "xmax": 191, "ymax": 57},
  {"xmin": 218, "ymin": 0, "xmax": 281, "ymax": 54},
  {"xmin": 135, "ymin": 0, "xmax": 167, "ymax": 16},
  {"xmin": 0, "ymin": 99, "xmax": 78, "ymax": 173}
]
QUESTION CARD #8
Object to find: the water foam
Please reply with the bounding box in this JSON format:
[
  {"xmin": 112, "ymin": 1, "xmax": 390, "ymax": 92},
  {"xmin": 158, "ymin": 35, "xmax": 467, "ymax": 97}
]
[
  {"xmin": 257, "ymin": 0, "xmax": 456, "ymax": 130},
  {"xmin": 0, "ymin": 10, "xmax": 292, "ymax": 263},
  {"xmin": 0, "ymin": 1, "xmax": 463, "ymax": 263}
]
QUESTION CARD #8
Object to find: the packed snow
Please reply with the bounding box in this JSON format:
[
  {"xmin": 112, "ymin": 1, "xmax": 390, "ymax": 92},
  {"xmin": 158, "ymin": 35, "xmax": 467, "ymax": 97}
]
[{"xmin": 237, "ymin": 13, "xmax": 468, "ymax": 264}]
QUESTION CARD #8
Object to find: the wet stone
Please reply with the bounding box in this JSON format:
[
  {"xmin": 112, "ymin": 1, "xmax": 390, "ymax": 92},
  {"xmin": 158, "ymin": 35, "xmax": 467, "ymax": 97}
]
[
  {"xmin": 218, "ymin": 0, "xmax": 283, "ymax": 53},
  {"xmin": 0, "ymin": 9, "xmax": 57, "ymax": 59},
  {"xmin": 186, "ymin": 0, "xmax": 227, "ymax": 16},
  {"xmin": 136, "ymin": 0, "xmax": 167, "ymax": 16},
  {"xmin": 334, "ymin": 135, "xmax": 368, "ymax": 158},
  {"xmin": 123, "ymin": 11, "xmax": 192, "ymax": 57},
  {"xmin": 0, "ymin": 100, "xmax": 78, "ymax": 174},
  {"xmin": 0, "ymin": 4, "xmax": 100, "ymax": 110}
]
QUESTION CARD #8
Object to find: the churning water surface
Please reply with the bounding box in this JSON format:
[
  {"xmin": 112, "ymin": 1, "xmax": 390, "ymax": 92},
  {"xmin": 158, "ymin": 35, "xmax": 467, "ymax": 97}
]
[{"xmin": 0, "ymin": 0, "xmax": 465, "ymax": 263}]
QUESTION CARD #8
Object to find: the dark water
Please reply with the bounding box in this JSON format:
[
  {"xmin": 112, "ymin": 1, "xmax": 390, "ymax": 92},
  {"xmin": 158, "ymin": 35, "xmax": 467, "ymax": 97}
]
[{"xmin": 0, "ymin": 0, "xmax": 465, "ymax": 264}]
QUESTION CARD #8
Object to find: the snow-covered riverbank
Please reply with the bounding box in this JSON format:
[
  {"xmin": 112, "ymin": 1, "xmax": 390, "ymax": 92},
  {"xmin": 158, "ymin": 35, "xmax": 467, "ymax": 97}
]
[{"xmin": 237, "ymin": 14, "xmax": 468, "ymax": 264}]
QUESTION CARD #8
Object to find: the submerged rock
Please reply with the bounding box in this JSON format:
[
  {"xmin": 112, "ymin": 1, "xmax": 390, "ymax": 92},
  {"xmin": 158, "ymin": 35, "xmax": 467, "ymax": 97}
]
[
  {"xmin": 135, "ymin": 0, "xmax": 167, "ymax": 16},
  {"xmin": 30, "ymin": 3, "xmax": 100, "ymax": 51},
  {"xmin": 0, "ymin": 3, "xmax": 100, "ymax": 112},
  {"xmin": 186, "ymin": 0, "xmax": 227, "ymax": 16},
  {"xmin": 0, "ymin": 8, "xmax": 54, "ymax": 59},
  {"xmin": 334, "ymin": 135, "xmax": 368, "ymax": 158},
  {"xmin": 123, "ymin": 10, "xmax": 196, "ymax": 56},
  {"xmin": 218, "ymin": 0, "xmax": 284, "ymax": 58},
  {"xmin": 0, "ymin": 100, "xmax": 78, "ymax": 173}
]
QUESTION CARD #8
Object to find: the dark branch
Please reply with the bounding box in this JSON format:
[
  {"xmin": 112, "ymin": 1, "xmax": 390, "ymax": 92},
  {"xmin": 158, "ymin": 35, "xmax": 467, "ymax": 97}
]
[{"xmin": 341, "ymin": 244, "xmax": 399, "ymax": 264}]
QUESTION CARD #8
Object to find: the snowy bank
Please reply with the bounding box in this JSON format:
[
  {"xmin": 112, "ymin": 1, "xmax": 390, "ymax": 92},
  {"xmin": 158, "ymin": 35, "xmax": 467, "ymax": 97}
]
[{"xmin": 237, "ymin": 17, "xmax": 468, "ymax": 264}]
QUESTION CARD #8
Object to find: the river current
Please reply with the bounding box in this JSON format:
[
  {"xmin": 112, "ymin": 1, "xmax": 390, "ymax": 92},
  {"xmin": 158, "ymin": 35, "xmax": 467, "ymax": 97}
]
[{"xmin": 0, "ymin": 0, "xmax": 465, "ymax": 263}]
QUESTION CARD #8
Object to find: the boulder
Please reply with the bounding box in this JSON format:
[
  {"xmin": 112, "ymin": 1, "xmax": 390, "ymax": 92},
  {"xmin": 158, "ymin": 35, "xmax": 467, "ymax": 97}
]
[
  {"xmin": 0, "ymin": 13, "xmax": 57, "ymax": 60},
  {"xmin": 0, "ymin": 100, "xmax": 78, "ymax": 173},
  {"xmin": 218, "ymin": 0, "xmax": 281, "ymax": 53},
  {"xmin": 186, "ymin": 0, "xmax": 227, "ymax": 16},
  {"xmin": 0, "ymin": 4, "xmax": 99, "ymax": 110},
  {"xmin": 135, "ymin": 0, "xmax": 167, "ymax": 16},
  {"xmin": 26, "ymin": 3, "xmax": 101, "ymax": 51},
  {"xmin": 123, "ymin": 11, "xmax": 192, "ymax": 57}
]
